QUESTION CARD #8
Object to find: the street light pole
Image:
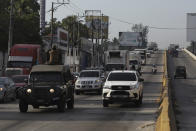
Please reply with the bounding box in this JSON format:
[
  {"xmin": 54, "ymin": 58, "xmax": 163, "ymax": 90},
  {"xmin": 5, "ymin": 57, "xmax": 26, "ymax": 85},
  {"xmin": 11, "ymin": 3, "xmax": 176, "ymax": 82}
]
[
  {"xmin": 50, "ymin": 1, "xmax": 69, "ymax": 48},
  {"xmin": 8, "ymin": 0, "xmax": 14, "ymax": 56}
]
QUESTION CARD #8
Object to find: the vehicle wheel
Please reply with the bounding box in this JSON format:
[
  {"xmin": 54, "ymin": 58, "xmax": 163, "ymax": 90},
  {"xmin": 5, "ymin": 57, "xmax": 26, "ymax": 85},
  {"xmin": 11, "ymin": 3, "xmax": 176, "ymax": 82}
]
[
  {"xmin": 135, "ymin": 93, "xmax": 143, "ymax": 106},
  {"xmin": 58, "ymin": 95, "xmax": 66, "ymax": 112},
  {"xmin": 67, "ymin": 95, "xmax": 74, "ymax": 109},
  {"xmin": 184, "ymin": 75, "xmax": 186, "ymax": 79},
  {"xmin": 2, "ymin": 92, "xmax": 7, "ymax": 103},
  {"xmin": 19, "ymin": 99, "xmax": 28, "ymax": 113},
  {"xmin": 75, "ymin": 90, "xmax": 80, "ymax": 95},
  {"xmin": 103, "ymin": 100, "xmax": 109, "ymax": 107}
]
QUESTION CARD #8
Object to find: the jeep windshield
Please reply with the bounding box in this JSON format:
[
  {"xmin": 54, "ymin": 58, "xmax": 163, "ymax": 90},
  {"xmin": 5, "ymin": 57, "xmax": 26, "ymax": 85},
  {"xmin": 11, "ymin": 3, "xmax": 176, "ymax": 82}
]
[
  {"xmin": 79, "ymin": 71, "xmax": 99, "ymax": 77},
  {"xmin": 30, "ymin": 72, "xmax": 62, "ymax": 83},
  {"xmin": 108, "ymin": 73, "xmax": 136, "ymax": 81}
]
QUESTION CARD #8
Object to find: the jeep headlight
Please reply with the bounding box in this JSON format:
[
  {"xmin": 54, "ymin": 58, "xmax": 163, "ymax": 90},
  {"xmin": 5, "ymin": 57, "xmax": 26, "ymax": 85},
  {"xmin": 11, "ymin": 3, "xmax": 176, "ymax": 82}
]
[
  {"xmin": 103, "ymin": 85, "xmax": 111, "ymax": 89},
  {"xmin": 49, "ymin": 89, "xmax": 55, "ymax": 93},
  {"xmin": 27, "ymin": 89, "xmax": 32, "ymax": 93},
  {"xmin": 0, "ymin": 88, "xmax": 3, "ymax": 91}
]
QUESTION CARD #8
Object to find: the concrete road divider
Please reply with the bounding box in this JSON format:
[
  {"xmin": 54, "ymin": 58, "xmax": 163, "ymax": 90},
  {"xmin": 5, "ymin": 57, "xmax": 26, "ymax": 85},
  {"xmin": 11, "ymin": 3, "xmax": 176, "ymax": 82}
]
[
  {"xmin": 156, "ymin": 51, "xmax": 177, "ymax": 131},
  {"xmin": 183, "ymin": 48, "xmax": 196, "ymax": 60}
]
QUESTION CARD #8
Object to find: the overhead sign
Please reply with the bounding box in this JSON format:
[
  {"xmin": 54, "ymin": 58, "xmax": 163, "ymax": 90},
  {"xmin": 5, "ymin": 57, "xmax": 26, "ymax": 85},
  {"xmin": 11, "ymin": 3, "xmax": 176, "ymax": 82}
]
[
  {"xmin": 57, "ymin": 27, "xmax": 68, "ymax": 45},
  {"xmin": 187, "ymin": 13, "xmax": 196, "ymax": 42},
  {"xmin": 119, "ymin": 32, "xmax": 142, "ymax": 46},
  {"xmin": 85, "ymin": 16, "xmax": 109, "ymax": 39}
]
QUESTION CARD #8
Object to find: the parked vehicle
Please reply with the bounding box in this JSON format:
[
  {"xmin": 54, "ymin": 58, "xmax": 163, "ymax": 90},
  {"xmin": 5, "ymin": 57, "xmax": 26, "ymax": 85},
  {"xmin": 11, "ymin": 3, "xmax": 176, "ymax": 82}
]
[
  {"xmin": 0, "ymin": 77, "xmax": 16, "ymax": 102},
  {"xmin": 75, "ymin": 70, "xmax": 104, "ymax": 95},
  {"xmin": 17, "ymin": 65, "xmax": 74, "ymax": 112},
  {"xmin": 102, "ymin": 70, "xmax": 144, "ymax": 107},
  {"xmin": 174, "ymin": 66, "xmax": 186, "ymax": 79},
  {"xmin": 6, "ymin": 44, "xmax": 42, "ymax": 76}
]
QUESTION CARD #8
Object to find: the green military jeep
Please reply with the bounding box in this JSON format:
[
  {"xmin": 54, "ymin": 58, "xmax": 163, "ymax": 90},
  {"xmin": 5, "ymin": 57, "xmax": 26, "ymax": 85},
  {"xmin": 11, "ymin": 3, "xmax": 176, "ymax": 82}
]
[{"xmin": 18, "ymin": 65, "xmax": 74, "ymax": 112}]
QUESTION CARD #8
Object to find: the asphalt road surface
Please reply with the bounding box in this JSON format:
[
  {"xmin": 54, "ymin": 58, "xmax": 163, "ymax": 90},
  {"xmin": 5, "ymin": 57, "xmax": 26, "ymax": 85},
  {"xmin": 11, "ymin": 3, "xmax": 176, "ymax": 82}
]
[
  {"xmin": 168, "ymin": 51, "xmax": 196, "ymax": 131},
  {"xmin": 0, "ymin": 51, "xmax": 163, "ymax": 131}
]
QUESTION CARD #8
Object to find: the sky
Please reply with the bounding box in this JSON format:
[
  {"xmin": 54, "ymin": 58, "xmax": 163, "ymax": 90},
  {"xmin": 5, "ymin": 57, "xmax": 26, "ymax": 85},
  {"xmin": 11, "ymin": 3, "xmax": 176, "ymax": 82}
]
[{"xmin": 45, "ymin": 0, "xmax": 196, "ymax": 49}]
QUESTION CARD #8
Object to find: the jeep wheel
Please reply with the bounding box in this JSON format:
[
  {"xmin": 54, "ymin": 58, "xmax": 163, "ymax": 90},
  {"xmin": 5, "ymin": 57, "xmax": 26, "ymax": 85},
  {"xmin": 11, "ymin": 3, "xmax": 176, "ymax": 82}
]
[
  {"xmin": 67, "ymin": 95, "xmax": 74, "ymax": 109},
  {"xmin": 103, "ymin": 100, "xmax": 109, "ymax": 107},
  {"xmin": 75, "ymin": 90, "xmax": 80, "ymax": 95},
  {"xmin": 19, "ymin": 99, "xmax": 28, "ymax": 113},
  {"xmin": 58, "ymin": 96, "xmax": 66, "ymax": 112}
]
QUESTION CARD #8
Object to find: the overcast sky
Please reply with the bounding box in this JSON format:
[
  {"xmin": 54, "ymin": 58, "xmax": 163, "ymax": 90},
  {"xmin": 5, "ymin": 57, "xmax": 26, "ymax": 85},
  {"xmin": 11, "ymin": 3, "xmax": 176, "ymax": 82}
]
[{"xmin": 45, "ymin": 0, "xmax": 196, "ymax": 49}]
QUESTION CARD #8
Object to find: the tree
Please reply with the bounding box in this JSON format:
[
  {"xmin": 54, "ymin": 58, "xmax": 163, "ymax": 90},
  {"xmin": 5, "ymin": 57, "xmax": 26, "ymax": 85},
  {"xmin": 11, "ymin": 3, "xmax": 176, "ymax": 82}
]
[
  {"xmin": 44, "ymin": 15, "xmax": 89, "ymax": 45},
  {"xmin": 132, "ymin": 23, "xmax": 149, "ymax": 47},
  {"xmin": 0, "ymin": 0, "xmax": 41, "ymax": 51}
]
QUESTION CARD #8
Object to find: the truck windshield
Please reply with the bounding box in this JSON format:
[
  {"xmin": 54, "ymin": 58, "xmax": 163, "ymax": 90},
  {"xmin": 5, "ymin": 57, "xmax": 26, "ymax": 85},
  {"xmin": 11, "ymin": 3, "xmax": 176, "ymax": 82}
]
[
  {"xmin": 80, "ymin": 71, "xmax": 99, "ymax": 77},
  {"xmin": 105, "ymin": 64, "xmax": 124, "ymax": 71},
  {"xmin": 30, "ymin": 72, "xmax": 62, "ymax": 83},
  {"xmin": 108, "ymin": 73, "xmax": 136, "ymax": 81},
  {"xmin": 129, "ymin": 60, "xmax": 138, "ymax": 65},
  {"xmin": 7, "ymin": 61, "xmax": 32, "ymax": 68}
]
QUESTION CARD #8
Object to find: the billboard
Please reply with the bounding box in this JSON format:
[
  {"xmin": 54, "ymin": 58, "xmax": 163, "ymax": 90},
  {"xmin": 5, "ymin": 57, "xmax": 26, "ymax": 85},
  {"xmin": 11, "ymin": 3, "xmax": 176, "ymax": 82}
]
[
  {"xmin": 85, "ymin": 16, "xmax": 109, "ymax": 39},
  {"xmin": 187, "ymin": 13, "xmax": 196, "ymax": 42},
  {"xmin": 57, "ymin": 27, "xmax": 68, "ymax": 45},
  {"xmin": 119, "ymin": 32, "xmax": 142, "ymax": 46}
]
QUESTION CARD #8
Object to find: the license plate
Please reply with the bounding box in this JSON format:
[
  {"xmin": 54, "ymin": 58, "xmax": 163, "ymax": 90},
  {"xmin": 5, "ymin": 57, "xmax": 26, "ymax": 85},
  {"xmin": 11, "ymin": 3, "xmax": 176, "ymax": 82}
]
[{"xmin": 112, "ymin": 95, "xmax": 128, "ymax": 98}]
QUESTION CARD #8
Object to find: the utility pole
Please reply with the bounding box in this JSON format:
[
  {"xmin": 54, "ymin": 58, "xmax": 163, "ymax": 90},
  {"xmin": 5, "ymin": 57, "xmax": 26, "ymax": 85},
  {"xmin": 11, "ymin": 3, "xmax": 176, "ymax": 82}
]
[
  {"xmin": 50, "ymin": 1, "xmax": 69, "ymax": 48},
  {"xmin": 85, "ymin": 10, "xmax": 101, "ymax": 67},
  {"xmin": 8, "ymin": 0, "xmax": 14, "ymax": 56}
]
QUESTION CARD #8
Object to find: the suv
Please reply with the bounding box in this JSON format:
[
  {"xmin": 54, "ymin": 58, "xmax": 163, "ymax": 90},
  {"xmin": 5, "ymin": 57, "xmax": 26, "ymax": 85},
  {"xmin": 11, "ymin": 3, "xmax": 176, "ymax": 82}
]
[
  {"xmin": 174, "ymin": 66, "xmax": 186, "ymax": 79},
  {"xmin": 75, "ymin": 70, "xmax": 104, "ymax": 95},
  {"xmin": 102, "ymin": 70, "xmax": 144, "ymax": 107},
  {"xmin": 18, "ymin": 65, "xmax": 74, "ymax": 112}
]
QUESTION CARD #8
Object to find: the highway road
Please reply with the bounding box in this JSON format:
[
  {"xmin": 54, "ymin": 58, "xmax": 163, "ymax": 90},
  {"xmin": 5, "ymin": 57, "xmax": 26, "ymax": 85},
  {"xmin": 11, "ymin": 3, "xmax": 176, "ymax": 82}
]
[
  {"xmin": 0, "ymin": 51, "xmax": 163, "ymax": 131},
  {"xmin": 168, "ymin": 51, "xmax": 196, "ymax": 131}
]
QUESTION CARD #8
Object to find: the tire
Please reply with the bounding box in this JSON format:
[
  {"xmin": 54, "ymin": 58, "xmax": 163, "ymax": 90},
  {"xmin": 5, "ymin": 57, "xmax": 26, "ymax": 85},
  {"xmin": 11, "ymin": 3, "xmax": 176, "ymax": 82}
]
[
  {"xmin": 135, "ymin": 93, "xmax": 143, "ymax": 106},
  {"xmin": 19, "ymin": 99, "xmax": 28, "ymax": 113},
  {"xmin": 57, "ymin": 95, "xmax": 66, "ymax": 112},
  {"xmin": 67, "ymin": 95, "xmax": 74, "ymax": 109},
  {"xmin": 75, "ymin": 90, "xmax": 80, "ymax": 95},
  {"xmin": 184, "ymin": 75, "xmax": 186, "ymax": 79},
  {"xmin": 103, "ymin": 100, "xmax": 109, "ymax": 107}
]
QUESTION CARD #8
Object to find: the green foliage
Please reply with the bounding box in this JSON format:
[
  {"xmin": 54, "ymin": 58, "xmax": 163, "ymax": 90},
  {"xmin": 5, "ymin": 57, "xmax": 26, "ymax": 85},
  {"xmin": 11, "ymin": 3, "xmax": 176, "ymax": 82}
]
[
  {"xmin": 44, "ymin": 15, "xmax": 89, "ymax": 44},
  {"xmin": 0, "ymin": 0, "xmax": 41, "ymax": 51}
]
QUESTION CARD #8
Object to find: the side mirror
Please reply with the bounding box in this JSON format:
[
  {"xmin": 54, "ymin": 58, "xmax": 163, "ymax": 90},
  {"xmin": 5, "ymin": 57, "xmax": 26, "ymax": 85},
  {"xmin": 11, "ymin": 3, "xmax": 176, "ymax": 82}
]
[{"xmin": 139, "ymin": 78, "xmax": 144, "ymax": 82}]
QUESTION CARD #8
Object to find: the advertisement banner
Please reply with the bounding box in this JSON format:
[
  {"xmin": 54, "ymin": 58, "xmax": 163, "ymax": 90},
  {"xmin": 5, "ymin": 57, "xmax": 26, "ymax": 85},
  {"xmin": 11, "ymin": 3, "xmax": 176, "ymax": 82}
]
[
  {"xmin": 119, "ymin": 32, "xmax": 141, "ymax": 47},
  {"xmin": 85, "ymin": 16, "xmax": 109, "ymax": 39},
  {"xmin": 57, "ymin": 27, "xmax": 68, "ymax": 45}
]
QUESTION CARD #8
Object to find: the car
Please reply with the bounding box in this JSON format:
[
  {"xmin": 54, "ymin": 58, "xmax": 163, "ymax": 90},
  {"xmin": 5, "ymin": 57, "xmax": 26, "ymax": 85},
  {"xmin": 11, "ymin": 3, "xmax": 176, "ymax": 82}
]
[
  {"xmin": 75, "ymin": 70, "xmax": 105, "ymax": 95},
  {"xmin": 174, "ymin": 66, "xmax": 186, "ymax": 79},
  {"xmin": 0, "ymin": 77, "xmax": 16, "ymax": 102},
  {"xmin": 11, "ymin": 75, "xmax": 28, "ymax": 97},
  {"xmin": 102, "ymin": 70, "xmax": 144, "ymax": 107},
  {"xmin": 17, "ymin": 65, "xmax": 74, "ymax": 112}
]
